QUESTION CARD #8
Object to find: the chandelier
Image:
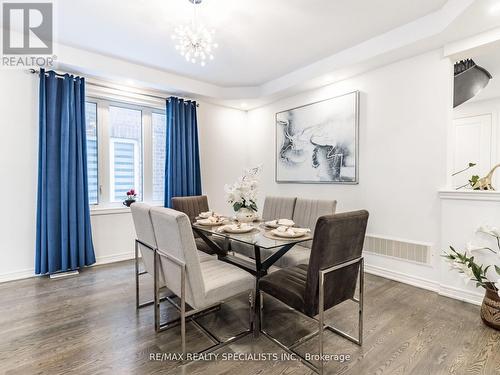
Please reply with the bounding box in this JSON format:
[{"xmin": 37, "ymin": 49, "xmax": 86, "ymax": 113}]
[{"xmin": 172, "ymin": 0, "xmax": 218, "ymax": 67}]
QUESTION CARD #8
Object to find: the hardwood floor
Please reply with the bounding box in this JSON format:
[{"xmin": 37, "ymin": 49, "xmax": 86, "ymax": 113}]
[{"xmin": 0, "ymin": 260, "xmax": 499, "ymax": 375}]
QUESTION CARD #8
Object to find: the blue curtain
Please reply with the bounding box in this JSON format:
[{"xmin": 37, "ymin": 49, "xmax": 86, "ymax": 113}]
[
  {"xmin": 35, "ymin": 69, "xmax": 96, "ymax": 275},
  {"xmin": 164, "ymin": 97, "xmax": 202, "ymax": 207}
]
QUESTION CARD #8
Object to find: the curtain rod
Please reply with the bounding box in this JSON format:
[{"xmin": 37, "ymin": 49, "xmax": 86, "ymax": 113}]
[{"xmin": 28, "ymin": 69, "xmax": 199, "ymax": 107}]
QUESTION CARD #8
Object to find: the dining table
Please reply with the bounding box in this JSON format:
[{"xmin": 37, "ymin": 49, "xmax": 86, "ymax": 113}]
[{"xmin": 192, "ymin": 219, "xmax": 313, "ymax": 337}]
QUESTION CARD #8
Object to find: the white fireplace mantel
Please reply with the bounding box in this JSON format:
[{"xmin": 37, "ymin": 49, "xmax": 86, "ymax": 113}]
[{"xmin": 439, "ymin": 189, "xmax": 500, "ymax": 202}]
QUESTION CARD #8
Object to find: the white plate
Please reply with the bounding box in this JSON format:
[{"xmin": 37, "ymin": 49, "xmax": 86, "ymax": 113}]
[
  {"xmin": 222, "ymin": 225, "xmax": 254, "ymax": 234},
  {"xmin": 196, "ymin": 219, "xmax": 225, "ymax": 226},
  {"xmin": 270, "ymin": 229, "xmax": 305, "ymax": 238},
  {"xmin": 265, "ymin": 219, "xmax": 295, "ymax": 228},
  {"xmin": 199, "ymin": 211, "xmax": 216, "ymax": 219}
]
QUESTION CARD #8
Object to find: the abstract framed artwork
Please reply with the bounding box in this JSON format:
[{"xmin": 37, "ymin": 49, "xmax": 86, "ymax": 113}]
[{"xmin": 275, "ymin": 90, "xmax": 359, "ymax": 184}]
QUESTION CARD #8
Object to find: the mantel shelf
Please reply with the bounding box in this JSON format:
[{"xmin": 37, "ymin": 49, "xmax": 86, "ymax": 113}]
[{"xmin": 439, "ymin": 189, "xmax": 500, "ymax": 202}]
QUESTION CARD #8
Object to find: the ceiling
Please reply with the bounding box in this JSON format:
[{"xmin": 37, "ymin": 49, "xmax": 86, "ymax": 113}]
[{"xmin": 56, "ymin": 0, "xmax": 448, "ymax": 87}]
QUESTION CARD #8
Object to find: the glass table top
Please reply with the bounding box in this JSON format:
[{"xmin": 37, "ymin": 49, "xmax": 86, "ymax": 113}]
[{"xmin": 192, "ymin": 220, "xmax": 312, "ymax": 250}]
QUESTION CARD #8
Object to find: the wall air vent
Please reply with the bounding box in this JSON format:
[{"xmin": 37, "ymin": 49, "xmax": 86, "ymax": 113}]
[
  {"xmin": 454, "ymin": 59, "xmax": 492, "ymax": 108},
  {"xmin": 363, "ymin": 235, "xmax": 431, "ymax": 265}
]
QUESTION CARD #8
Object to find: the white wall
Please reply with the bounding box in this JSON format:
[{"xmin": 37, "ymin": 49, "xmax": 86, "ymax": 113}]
[
  {"xmin": 0, "ymin": 70, "xmax": 39, "ymax": 281},
  {"xmin": 0, "ymin": 69, "xmax": 247, "ymax": 282},
  {"xmin": 197, "ymin": 102, "xmax": 249, "ymax": 215},
  {"xmin": 246, "ymin": 50, "xmax": 453, "ymax": 286}
]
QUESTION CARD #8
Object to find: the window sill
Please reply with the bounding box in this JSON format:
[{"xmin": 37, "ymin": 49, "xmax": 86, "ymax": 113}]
[{"xmin": 90, "ymin": 202, "xmax": 163, "ymax": 216}]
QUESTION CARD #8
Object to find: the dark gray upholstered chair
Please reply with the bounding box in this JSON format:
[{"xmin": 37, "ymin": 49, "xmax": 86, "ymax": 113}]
[
  {"xmin": 231, "ymin": 196, "xmax": 297, "ymax": 258},
  {"xmin": 171, "ymin": 195, "xmax": 209, "ymax": 223},
  {"xmin": 171, "ymin": 195, "xmax": 226, "ymax": 254},
  {"xmin": 259, "ymin": 210, "xmax": 369, "ymax": 374}
]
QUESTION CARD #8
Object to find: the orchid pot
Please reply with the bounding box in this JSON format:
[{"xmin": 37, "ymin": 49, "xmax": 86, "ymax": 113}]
[
  {"xmin": 481, "ymin": 283, "xmax": 500, "ymax": 330},
  {"xmin": 235, "ymin": 207, "xmax": 256, "ymax": 223},
  {"xmin": 444, "ymin": 225, "xmax": 500, "ymax": 331},
  {"xmin": 225, "ymin": 165, "xmax": 262, "ymax": 223}
]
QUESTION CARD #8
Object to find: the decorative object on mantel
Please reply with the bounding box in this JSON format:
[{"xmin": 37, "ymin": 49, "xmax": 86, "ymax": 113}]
[
  {"xmin": 224, "ymin": 165, "xmax": 262, "ymax": 223},
  {"xmin": 452, "ymin": 162, "xmax": 477, "ymax": 177},
  {"xmin": 453, "ymin": 162, "xmax": 480, "ymax": 190},
  {"xmin": 471, "ymin": 163, "xmax": 500, "ymax": 191},
  {"xmin": 171, "ymin": 0, "xmax": 218, "ymax": 67},
  {"xmin": 123, "ymin": 189, "xmax": 137, "ymax": 207},
  {"xmin": 443, "ymin": 225, "xmax": 500, "ymax": 330},
  {"xmin": 275, "ymin": 91, "xmax": 359, "ymax": 184}
]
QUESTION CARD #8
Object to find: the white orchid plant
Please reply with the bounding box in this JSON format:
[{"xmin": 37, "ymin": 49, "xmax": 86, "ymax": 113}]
[
  {"xmin": 443, "ymin": 225, "xmax": 500, "ymax": 297},
  {"xmin": 224, "ymin": 165, "xmax": 262, "ymax": 213}
]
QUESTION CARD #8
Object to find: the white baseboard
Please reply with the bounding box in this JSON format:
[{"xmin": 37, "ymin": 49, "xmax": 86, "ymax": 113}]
[
  {"xmin": 364, "ymin": 264, "xmax": 440, "ymax": 293},
  {"xmin": 95, "ymin": 251, "xmax": 135, "ymax": 265},
  {"xmin": 0, "ymin": 268, "xmax": 37, "ymax": 283},
  {"xmin": 0, "ymin": 251, "xmax": 135, "ymax": 284},
  {"xmin": 365, "ymin": 263, "xmax": 483, "ymax": 306},
  {"xmin": 438, "ymin": 284, "xmax": 483, "ymax": 305}
]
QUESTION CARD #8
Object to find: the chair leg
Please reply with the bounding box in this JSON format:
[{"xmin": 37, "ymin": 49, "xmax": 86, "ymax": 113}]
[
  {"xmin": 259, "ymin": 291, "xmax": 264, "ymax": 328},
  {"xmin": 135, "ymin": 241, "xmax": 140, "ymax": 309},
  {"xmin": 154, "ymin": 251, "xmax": 160, "ymax": 332},
  {"xmin": 318, "ymin": 271, "xmax": 325, "ymax": 375},
  {"xmin": 249, "ymin": 291, "xmax": 254, "ymax": 331},
  {"xmin": 359, "ymin": 258, "xmax": 364, "ymax": 346},
  {"xmin": 180, "ymin": 265, "xmax": 186, "ymax": 357}
]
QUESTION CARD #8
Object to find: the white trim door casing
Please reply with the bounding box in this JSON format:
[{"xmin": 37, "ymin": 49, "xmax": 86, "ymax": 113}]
[{"xmin": 452, "ymin": 114, "xmax": 492, "ymax": 188}]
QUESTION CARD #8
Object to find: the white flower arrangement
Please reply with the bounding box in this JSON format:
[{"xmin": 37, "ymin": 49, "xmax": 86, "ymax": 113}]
[
  {"xmin": 224, "ymin": 165, "xmax": 262, "ymax": 213},
  {"xmin": 444, "ymin": 225, "xmax": 500, "ymax": 297}
]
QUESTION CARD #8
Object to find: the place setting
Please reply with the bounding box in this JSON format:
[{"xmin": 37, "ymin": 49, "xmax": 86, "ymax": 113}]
[
  {"xmin": 194, "ymin": 211, "xmax": 229, "ymax": 226},
  {"xmin": 261, "ymin": 218, "xmax": 312, "ymax": 240},
  {"xmin": 215, "ymin": 222, "xmax": 259, "ymax": 234}
]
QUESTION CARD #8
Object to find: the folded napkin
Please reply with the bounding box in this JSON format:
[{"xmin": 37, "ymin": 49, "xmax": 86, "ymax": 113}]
[
  {"xmin": 198, "ymin": 216, "xmax": 225, "ymax": 225},
  {"xmin": 199, "ymin": 211, "xmax": 215, "ymax": 218},
  {"xmin": 266, "ymin": 219, "xmax": 295, "ymax": 227},
  {"xmin": 217, "ymin": 223, "xmax": 251, "ymax": 232},
  {"xmin": 277, "ymin": 219, "xmax": 294, "ymax": 226},
  {"xmin": 276, "ymin": 226, "xmax": 311, "ymax": 235}
]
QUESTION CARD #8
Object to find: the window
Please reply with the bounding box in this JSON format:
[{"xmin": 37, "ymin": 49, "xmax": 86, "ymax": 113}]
[
  {"xmin": 85, "ymin": 102, "xmax": 98, "ymax": 205},
  {"xmin": 109, "ymin": 106, "xmax": 143, "ymax": 202},
  {"xmin": 152, "ymin": 112, "xmax": 166, "ymax": 201},
  {"xmin": 84, "ymin": 99, "xmax": 166, "ymax": 208}
]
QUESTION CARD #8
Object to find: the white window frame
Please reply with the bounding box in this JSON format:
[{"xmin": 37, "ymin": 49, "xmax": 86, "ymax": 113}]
[
  {"xmin": 85, "ymin": 101, "xmax": 99, "ymax": 206},
  {"xmin": 151, "ymin": 111, "xmax": 167, "ymax": 202},
  {"xmin": 86, "ymin": 96, "xmax": 166, "ymax": 209}
]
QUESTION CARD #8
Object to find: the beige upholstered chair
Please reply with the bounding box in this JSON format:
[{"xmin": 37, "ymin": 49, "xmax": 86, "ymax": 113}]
[
  {"xmin": 261, "ymin": 196, "xmax": 297, "ymax": 222},
  {"xmin": 231, "ymin": 196, "xmax": 297, "ymax": 258},
  {"xmin": 131, "ymin": 203, "xmax": 214, "ymax": 309},
  {"xmin": 150, "ymin": 207, "xmax": 255, "ymax": 354},
  {"xmin": 268, "ymin": 198, "xmax": 337, "ymax": 268}
]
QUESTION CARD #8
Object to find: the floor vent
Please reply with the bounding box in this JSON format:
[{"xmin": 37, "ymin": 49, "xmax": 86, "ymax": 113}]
[{"xmin": 363, "ymin": 235, "xmax": 431, "ymax": 265}]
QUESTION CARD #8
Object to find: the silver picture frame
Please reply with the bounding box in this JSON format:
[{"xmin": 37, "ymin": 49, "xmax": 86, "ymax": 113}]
[{"xmin": 275, "ymin": 90, "xmax": 360, "ymax": 184}]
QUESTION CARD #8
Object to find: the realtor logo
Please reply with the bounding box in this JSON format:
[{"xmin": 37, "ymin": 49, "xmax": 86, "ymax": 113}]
[{"xmin": 2, "ymin": 2, "xmax": 53, "ymax": 54}]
